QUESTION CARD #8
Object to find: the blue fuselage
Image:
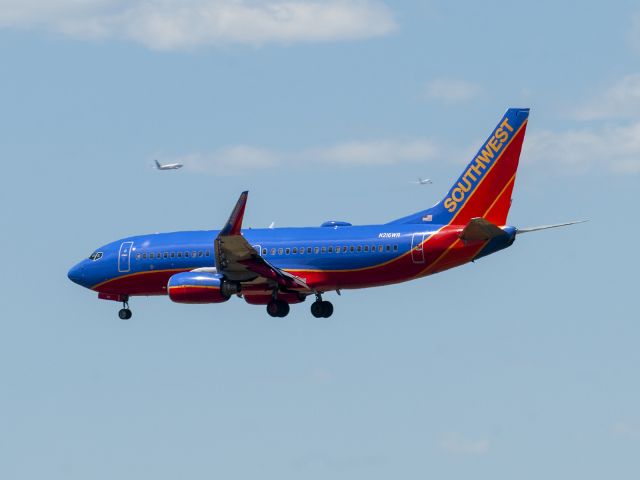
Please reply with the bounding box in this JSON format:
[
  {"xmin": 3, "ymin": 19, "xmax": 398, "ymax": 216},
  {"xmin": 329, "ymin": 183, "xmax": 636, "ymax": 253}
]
[{"xmin": 68, "ymin": 223, "xmax": 517, "ymax": 297}]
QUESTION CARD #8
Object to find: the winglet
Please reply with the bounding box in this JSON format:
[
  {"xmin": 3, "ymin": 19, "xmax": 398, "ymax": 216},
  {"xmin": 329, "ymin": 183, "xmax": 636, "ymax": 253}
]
[{"xmin": 220, "ymin": 191, "xmax": 248, "ymax": 236}]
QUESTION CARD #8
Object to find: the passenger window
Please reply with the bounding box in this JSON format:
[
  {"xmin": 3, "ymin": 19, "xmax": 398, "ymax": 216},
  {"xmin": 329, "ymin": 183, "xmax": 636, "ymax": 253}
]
[
  {"xmin": 262, "ymin": 249, "xmax": 267, "ymax": 255},
  {"xmin": 378, "ymin": 245, "xmax": 383, "ymax": 252},
  {"xmin": 364, "ymin": 246, "xmax": 369, "ymax": 252},
  {"xmin": 177, "ymin": 252, "xmax": 182, "ymax": 258},
  {"xmin": 357, "ymin": 246, "xmax": 362, "ymax": 252},
  {"xmin": 271, "ymin": 248, "xmax": 276, "ymax": 255},
  {"xmin": 293, "ymin": 247, "xmax": 298, "ymax": 254},
  {"xmin": 278, "ymin": 248, "xmax": 283, "ymax": 255},
  {"xmin": 171, "ymin": 252, "xmax": 175, "ymax": 258},
  {"xmin": 307, "ymin": 247, "xmax": 312, "ymax": 254},
  {"xmin": 136, "ymin": 254, "xmax": 141, "ymax": 260},
  {"xmin": 285, "ymin": 248, "xmax": 290, "ymax": 255},
  {"xmin": 205, "ymin": 251, "xmax": 210, "ymax": 256},
  {"xmin": 192, "ymin": 251, "xmax": 197, "ymax": 258},
  {"xmin": 343, "ymin": 246, "xmax": 348, "ymax": 253},
  {"xmin": 184, "ymin": 251, "xmax": 190, "ymax": 258},
  {"xmin": 349, "ymin": 246, "xmax": 354, "ymax": 252},
  {"xmin": 149, "ymin": 252, "xmax": 154, "ymax": 259},
  {"xmin": 393, "ymin": 245, "xmax": 399, "ymax": 251},
  {"xmin": 143, "ymin": 253, "xmax": 147, "ymax": 259},
  {"xmin": 386, "ymin": 245, "xmax": 391, "ymax": 252},
  {"xmin": 321, "ymin": 247, "xmax": 326, "ymax": 254},
  {"xmin": 198, "ymin": 251, "xmax": 203, "ymax": 257},
  {"xmin": 300, "ymin": 248, "xmax": 304, "ymax": 255},
  {"xmin": 164, "ymin": 252, "xmax": 169, "ymax": 258},
  {"xmin": 336, "ymin": 246, "xmax": 341, "ymax": 253},
  {"xmin": 328, "ymin": 246, "xmax": 333, "ymax": 253},
  {"xmin": 314, "ymin": 247, "xmax": 319, "ymax": 254}
]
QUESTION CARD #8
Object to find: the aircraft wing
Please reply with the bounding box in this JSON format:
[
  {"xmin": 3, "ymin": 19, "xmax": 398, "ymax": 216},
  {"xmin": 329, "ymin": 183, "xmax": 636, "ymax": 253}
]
[{"xmin": 214, "ymin": 191, "xmax": 311, "ymax": 291}]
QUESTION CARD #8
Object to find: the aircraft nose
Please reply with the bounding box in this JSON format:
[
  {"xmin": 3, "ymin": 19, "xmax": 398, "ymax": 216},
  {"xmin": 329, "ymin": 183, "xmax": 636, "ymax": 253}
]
[{"xmin": 67, "ymin": 262, "xmax": 85, "ymax": 285}]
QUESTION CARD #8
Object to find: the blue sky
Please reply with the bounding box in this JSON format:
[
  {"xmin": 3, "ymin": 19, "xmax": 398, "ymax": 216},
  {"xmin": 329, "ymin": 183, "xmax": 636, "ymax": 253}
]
[{"xmin": 1, "ymin": 1, "xmax": 639, "ymax": 478}]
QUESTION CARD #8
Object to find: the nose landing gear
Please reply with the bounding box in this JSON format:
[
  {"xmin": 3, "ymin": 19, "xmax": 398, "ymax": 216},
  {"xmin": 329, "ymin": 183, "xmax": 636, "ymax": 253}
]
[{"xmin": 118, "ymin": 296, "xmax": 132, "ymax": 320}]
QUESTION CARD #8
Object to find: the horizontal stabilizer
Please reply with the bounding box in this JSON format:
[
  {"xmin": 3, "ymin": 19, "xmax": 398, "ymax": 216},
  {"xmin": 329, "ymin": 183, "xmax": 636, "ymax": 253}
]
[
  {"xmin": 516, "ymin": 220, "xmax": 587, "ymax": 235},
  {"xmin": 459, "ymin": 217, "xmax": 507, "ymax": 243}
]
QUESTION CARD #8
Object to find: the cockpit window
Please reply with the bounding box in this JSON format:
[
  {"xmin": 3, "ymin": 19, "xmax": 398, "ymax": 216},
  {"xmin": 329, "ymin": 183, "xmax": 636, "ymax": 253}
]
[{"xmin": 88, "ymin": 252, "xmax": 103, "ymax": 261}]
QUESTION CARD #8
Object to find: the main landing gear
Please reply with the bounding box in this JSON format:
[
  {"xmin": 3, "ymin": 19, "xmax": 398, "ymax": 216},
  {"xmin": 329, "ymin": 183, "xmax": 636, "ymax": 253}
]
[
  {"xmin": 265, "ymin": 292, "xmax": 334, "ymax": 318},
  {"xmin": 310, "ymin": 293, "xmax": 333, "ymax": 318},
  {"xmin": 118, "ymin": 296, "xmax": 132, "ymax": 320},
  {"xmin": 266, "ymin": 299, "xmax": 290, "ymax": 318}
]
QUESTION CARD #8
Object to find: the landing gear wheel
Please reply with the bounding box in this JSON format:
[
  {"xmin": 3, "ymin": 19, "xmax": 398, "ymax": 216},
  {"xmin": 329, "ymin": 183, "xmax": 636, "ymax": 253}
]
[
  {"xmin": 278, "ymin": 301, "xmax": 290, "ymax": 317},
  {"xmin": 267, "ymin": 300, "xmax": 290, "ymax": 318},
  {"xmin": 310, "ymin": 293, "xmax": 333, "ymax": 318},
  {"xmin": 118, "ymin": 296, "xmax": 132, "ymax": 320},
  {"xmin": 267, "ymin": 301, "xmax": 279, "ymax": 317},
  {"xmin": 311, "ymin": 301, "xmax": 324, "ymax": 318},
  {"xmin": 320, "ymin": 301, "xmax": 333, "ymax": 318}
]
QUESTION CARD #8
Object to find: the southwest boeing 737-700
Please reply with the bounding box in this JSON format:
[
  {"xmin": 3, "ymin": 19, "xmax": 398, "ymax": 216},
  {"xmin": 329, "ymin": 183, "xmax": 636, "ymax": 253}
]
[{"xmin": 68, "ymin": 108, "xmax": 582, "ymax": 319}]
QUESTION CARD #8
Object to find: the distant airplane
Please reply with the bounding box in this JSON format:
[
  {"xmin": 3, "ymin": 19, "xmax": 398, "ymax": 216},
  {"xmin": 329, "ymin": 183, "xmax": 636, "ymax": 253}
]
[
  {"xmin": 411, "ymin": 177, "xmax": 432, "ymax": 185},
  {"xmin": 154, "ymin": 159, "xmax": 183, "ymax": 170},
  {"xmin": 69, "ymin": 108, "xmax": 584, "ymax": 320}
]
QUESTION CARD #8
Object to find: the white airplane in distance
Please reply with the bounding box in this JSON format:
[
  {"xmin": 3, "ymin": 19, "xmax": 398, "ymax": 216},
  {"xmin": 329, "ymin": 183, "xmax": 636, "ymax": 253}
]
[
  {"xmin": 154, "ymin": 159, "xmax": 183, "ymax": 170},
  {"xmin": 410, "ymin": 177, "xmax": 432, "ymax": 185}
]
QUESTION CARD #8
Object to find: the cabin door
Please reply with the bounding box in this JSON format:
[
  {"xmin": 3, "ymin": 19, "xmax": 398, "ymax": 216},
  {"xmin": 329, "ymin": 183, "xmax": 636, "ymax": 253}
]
[
  {"xmin": 411, "ymin": 233, "xmax": 426, "ymax": 264},
  {"xmin": 118, "ymin": 241, "xmax": 134, "ymax": 272}
]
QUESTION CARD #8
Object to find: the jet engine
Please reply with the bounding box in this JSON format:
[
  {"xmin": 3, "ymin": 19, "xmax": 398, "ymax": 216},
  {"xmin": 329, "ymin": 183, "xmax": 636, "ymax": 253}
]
[{"xmin": 167, "ymin": 272, "xmax": 238, "ymax": 304}]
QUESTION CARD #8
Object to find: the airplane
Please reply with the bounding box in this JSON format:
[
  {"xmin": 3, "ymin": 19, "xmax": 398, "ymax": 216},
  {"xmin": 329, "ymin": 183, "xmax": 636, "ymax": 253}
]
[
  {"xmin": 411, "ymin": 177, "xmax": 433, "ymax": 185},
  {"xmin": 154, "ymin": 159, "xmax": 183, "ymax": 170},
  {"xmin": 68, "ymin": 108, "xmax": 583, "ymax": 320}
]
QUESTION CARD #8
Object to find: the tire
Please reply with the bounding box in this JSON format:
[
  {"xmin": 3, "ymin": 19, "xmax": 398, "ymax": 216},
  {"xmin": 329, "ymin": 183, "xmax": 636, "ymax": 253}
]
[
  {"xmin": 321, "ymin": 301, "xmax": 333, "ymax": 318},
  {"xmin": 119, "ymin": 309, "xmax": 130, "ymax": 320},
  {"xmin": 267, "ymin": 301, "xmax": 279, "ymax": 317},
  {"xmin": 277, "ymin": 301, "xmax": 290, "ymax": 317},
  {"xmin": 310, "ymin": 301, "xmax": 324, "ymax": 318}
]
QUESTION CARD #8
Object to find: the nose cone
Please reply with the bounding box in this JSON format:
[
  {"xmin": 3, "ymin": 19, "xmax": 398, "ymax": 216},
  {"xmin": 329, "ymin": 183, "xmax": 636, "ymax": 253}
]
[{"xmin": 67, "ymin": 262, "xmax": 85, "ymax": 285}]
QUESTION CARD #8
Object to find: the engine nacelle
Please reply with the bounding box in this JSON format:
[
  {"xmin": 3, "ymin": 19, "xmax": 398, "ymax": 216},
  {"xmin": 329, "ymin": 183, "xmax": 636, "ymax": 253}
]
[{"xmin": 167, "ymin": 272, "xmax": 237, "ymax": 304}]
